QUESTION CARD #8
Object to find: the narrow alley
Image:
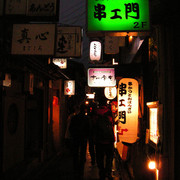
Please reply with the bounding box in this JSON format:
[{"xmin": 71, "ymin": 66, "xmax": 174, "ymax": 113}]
[{"xmin": 0, "ymin": 0, "xmax": 179, "ymax": 179}]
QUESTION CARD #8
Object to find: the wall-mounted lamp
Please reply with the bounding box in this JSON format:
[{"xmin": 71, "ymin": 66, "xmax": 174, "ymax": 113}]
[{"xmin": 148, "ymin": 160, "xmax": 156, "ymax": 170}]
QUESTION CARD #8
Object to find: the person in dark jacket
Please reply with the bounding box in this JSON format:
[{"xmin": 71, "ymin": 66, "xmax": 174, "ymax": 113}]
[
  {"xmin": 88, "ymin": 102, "xmax": 97, "ymax": 165},
  {"xmin": 94, "ymin": 98, "xmax": 115, "ymax": 180},
  {"xmin": 69, "ymin": 104, "xmax": 89, "ymax": 179}
]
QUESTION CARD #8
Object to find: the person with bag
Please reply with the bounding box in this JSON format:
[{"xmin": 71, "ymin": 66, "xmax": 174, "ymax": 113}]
[{"xmin": 94, "ymin": 98, "xmax": 115, "ymax": 180}]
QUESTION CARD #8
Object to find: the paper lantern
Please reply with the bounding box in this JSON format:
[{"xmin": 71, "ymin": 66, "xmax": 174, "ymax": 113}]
[
  {"xmin": 90, "ymin": 41, "xmax": 101, "ymax": 61},
  {"xmin": 104, "ymin": 87, "xmax": 117, "ymax": 100},
  {"xmin": 117, "ymin": 78, "xmax": 139, "ymax": 143},
  {"xmin": 64, "ymin": 80, "xmax": 75, "ymax": 95},
  {"xmin": 53, "ymin": 58, "xmax": 67, "ymax": 69}
]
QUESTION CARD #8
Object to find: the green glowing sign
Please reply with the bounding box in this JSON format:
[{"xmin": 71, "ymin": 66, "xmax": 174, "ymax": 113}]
[{"xmin": 87, "ymin": 0, "xmax": 150, "ymax": 32}]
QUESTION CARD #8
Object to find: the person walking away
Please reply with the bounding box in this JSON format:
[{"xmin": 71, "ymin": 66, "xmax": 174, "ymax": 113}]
[
  {"xmin": 88, "ymin": 102, "xmax": 97, "ymax": 165},
  {"xmin": 94, "ymin": 99, "xmax": 115, "ymax": 180},
  {"xmin": 69, "ymin": 104, "xmax": 89, "ymax": 179}
]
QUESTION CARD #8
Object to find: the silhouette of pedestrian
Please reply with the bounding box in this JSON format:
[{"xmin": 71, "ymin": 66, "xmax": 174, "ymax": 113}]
[
  {"xmin": 94, "ymin": 98, "xmax": 115, "ymax": 180},
  {"xmin": 69, "ymin": 103, "xmax": 89, "ymax": 179},
  {"xmin": 88, "ymin": 102, "xmax": 97, "ymax": 165}
]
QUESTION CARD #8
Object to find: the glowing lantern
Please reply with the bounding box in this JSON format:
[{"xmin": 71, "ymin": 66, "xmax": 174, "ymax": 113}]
[
  {"xmin": 117, "ymin": 78, "xmax": 139, "ymax": 143},
  {"xmin": 90, "ymin": 41, "xmax": 102, "ymax": 61},
  {"xmin": 53, "ymin": 58, "xmax": 67, "ymax": 69},
  {"xmin": 64, "ymin": 80, "xmax": 75, "ymax": 95},
  {"xmin": 85, "ymin": 101, "xmax": 89, "ymax": 105},
  {"xmin": 148, "ymin": 161, "xmax": 156, "ymax": 170},
  {"xmin": 104, "ymin": 87, "xmax": 117, "ymax": 100}
]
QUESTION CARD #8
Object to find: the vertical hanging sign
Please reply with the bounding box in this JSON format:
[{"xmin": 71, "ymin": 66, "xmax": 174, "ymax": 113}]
[
  {"xmin": 117, "ymin": 78, "xmax": 139, "ymax": 143},
  {"xmin": 55, "ymin": 27, "xmax": 82, "ymax": 58}
]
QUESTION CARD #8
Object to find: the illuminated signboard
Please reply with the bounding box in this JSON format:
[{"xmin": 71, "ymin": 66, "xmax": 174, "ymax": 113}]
[
  {"xmin": 86, "ymin": 93, "xmax": 95, "ymax": 99},
  {"xmin": 64, "ymin": 80, "xmax": 75, "ymax": 95},
  {"xmin": 88, "ymin": 68, "xmax": 116, "ymax": 87},
  {"xmin": 146, "ymin": 101, "xmax": 161, "ymax": 146},
  {"xmin": 87, "ymin": 0, "xmax": 150, "ymax": 32},
  {"xmin": 117, "ymin": 78, "xmax": 138, "ymax": 143}
]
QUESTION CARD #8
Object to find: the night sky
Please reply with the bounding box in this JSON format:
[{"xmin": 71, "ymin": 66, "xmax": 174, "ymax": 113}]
[{"xmin": 59, "ymin": 0, "xmax": 89, "ymax": 68}]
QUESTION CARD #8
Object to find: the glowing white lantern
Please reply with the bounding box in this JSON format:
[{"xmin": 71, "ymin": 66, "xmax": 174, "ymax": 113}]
[
  {"xmin": 104, "ymin": 87, "xmax": 117, "ymax": 100},
  {"xmin": 117, "ymin": 78, "xmax": 139, "ymax": 143},
  {"xmin": 64, "ymin": 80, "xmax": 75, "ymax": 95},
  {"xmin": 90, "ymin": 41, "xmax": 102, "ymax": 61},
  {"xmin": 53, "ymin": 58, "xmax": 67, "ymax": 69}
]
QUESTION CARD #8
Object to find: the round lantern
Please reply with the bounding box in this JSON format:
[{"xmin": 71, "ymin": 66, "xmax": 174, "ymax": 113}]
[{"xmin": 104, "ymin": 87, "xmax": 117, "ymax": 100}]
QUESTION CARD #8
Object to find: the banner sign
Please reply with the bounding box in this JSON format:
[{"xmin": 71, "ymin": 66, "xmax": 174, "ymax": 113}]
[
  {"xmin": 88, "ymin": 68, "xmax": 116, "ymax": 87},
  {"xmin": 117, "ymin": 78, "xmax": 138, "ymax": 143},
  {"xmin": 11, "ymin": 24, "xmax": 55, "ymax": 55},
  {"xmin": 55, "ymin": 27, "xmax": 82, "ymax": 58},
  {"xmin": 87, "ymin": 0, "xmax": 150, "ymax": 32}
]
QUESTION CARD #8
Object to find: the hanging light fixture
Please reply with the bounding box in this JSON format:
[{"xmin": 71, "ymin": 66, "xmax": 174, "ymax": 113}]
[
  {"xmin": 104, "ymin": 87, "xmax": 117, "ymax": 100},
  {"xmin": 89, "ymin": 40, "xmax": 102, "ymax": 61}
]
